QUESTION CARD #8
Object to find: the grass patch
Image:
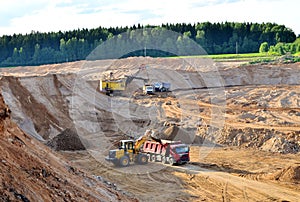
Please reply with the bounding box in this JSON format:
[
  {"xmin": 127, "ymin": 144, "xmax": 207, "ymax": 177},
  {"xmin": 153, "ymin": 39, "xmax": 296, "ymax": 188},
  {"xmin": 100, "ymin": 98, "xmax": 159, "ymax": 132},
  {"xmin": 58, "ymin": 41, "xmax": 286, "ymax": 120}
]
[
  {"xmin": 174, "ymin": 52, "xmax": 279, "ymax": 62},
  {"xmin": 173, "ymin": 52, "xmax": 300, "ymax": 65},
  {"xmin": 294, "ymin": 52, "xmax": 300, "ymax": 57},
  {"xmin": 249, "ymin": 54, "xmax": 300, "ymax": 64}
]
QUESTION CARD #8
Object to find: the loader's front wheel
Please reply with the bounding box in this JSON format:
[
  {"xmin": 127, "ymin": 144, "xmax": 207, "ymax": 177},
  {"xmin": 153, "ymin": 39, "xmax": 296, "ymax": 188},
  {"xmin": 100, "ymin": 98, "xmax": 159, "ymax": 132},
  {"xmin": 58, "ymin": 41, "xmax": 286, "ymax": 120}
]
[
  {"xmin": 138, "ymin": 154, "xmax": 148, "ymax": 165},
  {"xmin": 150, "ymin": 154, "xmax": 156, "ymax": 162},
  {"xmin": 162, "ymin": 156, "xmax": 167, "ymax": 164},
  {"xmin": 119, "ymin": 156, "xmax": 130, "ymax": 167}
]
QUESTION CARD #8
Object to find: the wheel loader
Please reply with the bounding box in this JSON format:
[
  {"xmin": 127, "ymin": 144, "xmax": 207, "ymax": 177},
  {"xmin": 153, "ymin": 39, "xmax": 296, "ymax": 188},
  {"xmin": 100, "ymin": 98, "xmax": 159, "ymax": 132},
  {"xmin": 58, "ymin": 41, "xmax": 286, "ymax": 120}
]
[{"xmin": 105, "ymin": 129, "xmax": 160, "ymax": 167}]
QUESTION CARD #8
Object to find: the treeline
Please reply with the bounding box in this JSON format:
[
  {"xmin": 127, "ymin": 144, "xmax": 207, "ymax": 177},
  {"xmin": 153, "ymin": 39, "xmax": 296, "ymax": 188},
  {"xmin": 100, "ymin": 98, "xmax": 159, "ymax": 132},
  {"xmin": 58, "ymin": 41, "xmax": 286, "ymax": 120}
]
[
  {"xmin": 0, "ymin": 22, "xmax": 297, "ymax": 67},
  {"xmin": 259, "ymin": 37, "xmax": 300, "ymax": 55}
]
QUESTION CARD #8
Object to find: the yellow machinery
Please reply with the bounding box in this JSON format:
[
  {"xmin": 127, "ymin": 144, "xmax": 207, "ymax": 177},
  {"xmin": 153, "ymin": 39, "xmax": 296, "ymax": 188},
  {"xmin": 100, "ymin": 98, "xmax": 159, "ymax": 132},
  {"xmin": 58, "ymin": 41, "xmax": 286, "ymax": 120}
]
[
  {"xmin": 105, "ymin": 129, "xmax": 159, "ymax": 167},
  {"xmin": 100, "ymin": 78, "xmax": 126, "ymax": 96}
]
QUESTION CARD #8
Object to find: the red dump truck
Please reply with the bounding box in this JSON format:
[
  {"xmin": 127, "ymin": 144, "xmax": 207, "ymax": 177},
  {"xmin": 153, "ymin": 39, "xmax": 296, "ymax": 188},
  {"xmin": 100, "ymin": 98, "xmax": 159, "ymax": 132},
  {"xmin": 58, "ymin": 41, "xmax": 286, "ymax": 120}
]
[
  {"xmin": 105, "ymin": 129, "xmax": 190, "ymax": 167},
  {"xmin": 143, "ymin": 140, "xmax": 190, "ymax": 165}
]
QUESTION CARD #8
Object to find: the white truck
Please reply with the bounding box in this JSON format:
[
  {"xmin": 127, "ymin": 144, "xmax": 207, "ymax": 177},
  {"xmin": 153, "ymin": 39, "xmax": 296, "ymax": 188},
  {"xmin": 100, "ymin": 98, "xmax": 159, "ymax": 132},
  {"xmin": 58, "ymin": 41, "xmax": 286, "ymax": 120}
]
[{"xmin": 143, "ymin": 84, "xmax": 154, "ymax": 94}]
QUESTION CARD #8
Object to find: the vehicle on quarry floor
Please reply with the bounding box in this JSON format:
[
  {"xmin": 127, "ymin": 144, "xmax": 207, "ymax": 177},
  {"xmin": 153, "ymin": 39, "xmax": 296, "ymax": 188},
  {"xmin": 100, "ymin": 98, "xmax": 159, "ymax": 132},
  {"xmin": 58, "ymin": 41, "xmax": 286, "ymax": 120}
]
[
  {"xmin": 105, "ymin": 139, "xmax": 149, "ymax": 167},
  {"xmin": 143, "ymin": 84, "xmax": 154, "ymax": 94},
  {"xmin": 99, "ymin": 78, "xmax": 126, "ymax": 96},
  {"xmin": 143, "ymin": 140, "xmax": 190, "ymax": 165},
  {"xmin": 105, "ymin": 130, "xmax": 158, "ymax": 167},
  {"xmin": 141, "ymin": 82, "xmax": 171, "ymax": 97},
  {"xmin": 99, "ymin": 69, "xmax": 150, "ymax": 96},
  {"xmin": 105, "ymin": 130, "xmax": 190, "ymax": 167},
  {"xmin": 154, "ymin": 82, "xmax": 171, "ymax": 92}
]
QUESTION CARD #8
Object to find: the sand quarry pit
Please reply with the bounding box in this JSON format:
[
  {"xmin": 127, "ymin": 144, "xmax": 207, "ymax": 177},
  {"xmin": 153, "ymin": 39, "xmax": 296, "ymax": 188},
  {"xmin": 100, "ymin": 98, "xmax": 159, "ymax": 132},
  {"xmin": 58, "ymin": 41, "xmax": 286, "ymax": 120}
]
[{"xmin": 0, "ymin": 57, "xmax": 300, "ymax": 201}]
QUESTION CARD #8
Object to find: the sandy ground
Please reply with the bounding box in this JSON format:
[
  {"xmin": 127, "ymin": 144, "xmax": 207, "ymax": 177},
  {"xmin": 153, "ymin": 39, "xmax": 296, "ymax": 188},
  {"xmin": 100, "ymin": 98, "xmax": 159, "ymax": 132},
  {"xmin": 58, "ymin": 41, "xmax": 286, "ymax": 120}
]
[
  {"xmin": 60, "ymin": 145, "xmax": 300, "ymax": 202},
  {"xmin": 0, "ymin": 93, "xmax": 136, "ymax": 201},
  {"xmin": 0, "ymin": 57, "xmax": 300, "ymax": 201}
]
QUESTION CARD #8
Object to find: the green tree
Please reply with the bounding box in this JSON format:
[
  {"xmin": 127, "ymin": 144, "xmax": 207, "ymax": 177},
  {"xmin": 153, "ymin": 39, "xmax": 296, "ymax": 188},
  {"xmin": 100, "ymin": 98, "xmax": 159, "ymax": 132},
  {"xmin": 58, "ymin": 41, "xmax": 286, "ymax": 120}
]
[
  {"xmin": 32, "ymin": 44, "xmax": 41, "ymax": 64},
  {"xmin": 183, "ymin": 31, "xmax": 191, "ymax": 38},
  {"xmin": 0, "ymin": 22, "xmax": 297, "ymax": 66},
  {"xmin": 268, "ymin": 45, "xmax": 275, "ymax": 53},
  {"xmin": 59, "ymin": 38, "xmax": 68, "ymax": 62},
  {"xmin": 275, "ymin": 43, "xmax": 285, "ymax": 55},
  {"xmin": 195, "ymin": 30, "xmax": 205, "ymax": 43},
  {"xmin": 259, "ymin": 42, "xmax": 269, "ymax": 53},
  {"xmin": 18, "ymin": 47, "xmax": 27, "ymax": 64},
  {"xmin": 297, "ymin": 44, "xmax": 300, "ymax": 53},
  {"xmin": 290, "ymin": 43, "xmax": 297, "ymax": 53}
]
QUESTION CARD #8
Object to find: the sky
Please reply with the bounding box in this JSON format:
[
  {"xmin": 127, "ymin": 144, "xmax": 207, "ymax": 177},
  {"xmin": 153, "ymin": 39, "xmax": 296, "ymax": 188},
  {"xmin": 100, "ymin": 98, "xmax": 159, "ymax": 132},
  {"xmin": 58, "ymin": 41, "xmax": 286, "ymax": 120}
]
[{"xmin": 0, "ymin": 0, "xmax": 299, "ymax": 36}]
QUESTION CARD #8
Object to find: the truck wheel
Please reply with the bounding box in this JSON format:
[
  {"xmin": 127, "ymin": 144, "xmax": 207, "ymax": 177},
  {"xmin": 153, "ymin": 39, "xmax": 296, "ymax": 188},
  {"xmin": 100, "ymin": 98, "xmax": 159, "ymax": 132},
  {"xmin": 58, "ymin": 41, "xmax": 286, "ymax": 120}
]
[
  {"xmin": 138, "ymin": 154, "xmax": 148, "ymax": 165},
  {"xmin": 150, "ymin": 154, "xmax": 156, "ymax": 162},
  {"xmin": 119, "ymin": 156, "xmax": 130, "ymax": 167},
  {"xmin": 169, "ymin": 157, "xmax": 174, "ymax": 165},
  {"xmin": 162, "ymin": 156, "xmax": 167, "ymax": 164}
]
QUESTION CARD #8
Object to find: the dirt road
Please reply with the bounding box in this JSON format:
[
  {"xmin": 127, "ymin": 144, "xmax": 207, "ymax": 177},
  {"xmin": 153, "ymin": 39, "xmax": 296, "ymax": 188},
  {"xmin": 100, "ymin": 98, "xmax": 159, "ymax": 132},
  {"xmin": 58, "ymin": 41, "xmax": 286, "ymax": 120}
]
[{"xmin": 62, "ymin": 145, "xmax": 300, "ymax": 202}]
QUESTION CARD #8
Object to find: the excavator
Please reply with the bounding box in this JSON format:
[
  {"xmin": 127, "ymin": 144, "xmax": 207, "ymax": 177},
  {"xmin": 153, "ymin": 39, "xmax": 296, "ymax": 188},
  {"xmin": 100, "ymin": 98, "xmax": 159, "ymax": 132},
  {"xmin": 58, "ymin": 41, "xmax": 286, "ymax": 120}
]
[{"xmin": 105, "ymin": 129, "xmax": 161, "ymax": 167}]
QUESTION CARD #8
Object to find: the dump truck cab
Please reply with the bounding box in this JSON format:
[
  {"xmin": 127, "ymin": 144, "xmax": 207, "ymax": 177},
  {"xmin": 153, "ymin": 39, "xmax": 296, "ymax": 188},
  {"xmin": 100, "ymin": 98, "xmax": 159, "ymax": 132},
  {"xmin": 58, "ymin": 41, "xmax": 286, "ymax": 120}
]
[
  {"xmin": 168, "ymin": 143, "xmax": 190, "ymax": 164},
  {"xmin": 143, "ymin": 84, "xmax": 154, "ymax": 94}
]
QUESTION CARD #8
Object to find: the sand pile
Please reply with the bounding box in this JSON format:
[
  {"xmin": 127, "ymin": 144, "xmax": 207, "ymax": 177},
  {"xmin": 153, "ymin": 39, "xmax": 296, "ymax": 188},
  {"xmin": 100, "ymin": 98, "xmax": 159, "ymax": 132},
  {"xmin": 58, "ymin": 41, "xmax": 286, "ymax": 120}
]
[
  {"xmin": 198, "ymin": 125, "xmax": 300, "ymax": 153},
  {"xmin": 151, "ymin": 125, "xmax": 193, "ymax": 144},
  {"xmin": 46, "ymin": 128, "xmax": 86, "ymax": 151},
  {"xmin": 260, "ymin": 137, "xmax": 299, "ymax": 153},
  {"xmin": 268, "ymin": 166, "xmax": 300, "ymax": 182}
]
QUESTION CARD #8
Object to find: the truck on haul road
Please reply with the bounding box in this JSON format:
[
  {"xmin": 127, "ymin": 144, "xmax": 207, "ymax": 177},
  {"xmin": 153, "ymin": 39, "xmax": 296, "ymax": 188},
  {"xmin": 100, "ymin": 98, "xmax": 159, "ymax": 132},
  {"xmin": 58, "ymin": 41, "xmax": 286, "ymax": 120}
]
[
  {"xmin": 154, "ymin": 82, "xmax": 171, "ymax": 92},
  {"xmin": 143, "ymin": 140, "xmax": 190, "ymax": 165},
  {"xmin": 143, "ymin": 84, "xmax": 154, "ymax": 94},
  {"xmin": 105, "ymin": 129, "xmax": 190, "ymax": 167}
]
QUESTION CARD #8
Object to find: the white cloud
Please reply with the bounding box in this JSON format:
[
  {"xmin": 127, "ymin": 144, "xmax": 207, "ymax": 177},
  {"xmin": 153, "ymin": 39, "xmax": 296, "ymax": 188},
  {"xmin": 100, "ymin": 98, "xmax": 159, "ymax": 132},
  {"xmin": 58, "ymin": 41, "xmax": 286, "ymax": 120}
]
[{"xmin": 0, "ymin": 0, "xmax": 299, "ymax": 36}]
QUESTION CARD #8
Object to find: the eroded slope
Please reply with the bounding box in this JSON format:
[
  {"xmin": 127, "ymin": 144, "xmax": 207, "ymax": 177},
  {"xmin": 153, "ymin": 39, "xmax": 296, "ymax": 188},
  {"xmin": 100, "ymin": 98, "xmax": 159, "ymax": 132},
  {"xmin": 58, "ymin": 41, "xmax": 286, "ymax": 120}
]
[{"xmin": 0, "ymin": 91, "xmax": 136, "ymax": 201}]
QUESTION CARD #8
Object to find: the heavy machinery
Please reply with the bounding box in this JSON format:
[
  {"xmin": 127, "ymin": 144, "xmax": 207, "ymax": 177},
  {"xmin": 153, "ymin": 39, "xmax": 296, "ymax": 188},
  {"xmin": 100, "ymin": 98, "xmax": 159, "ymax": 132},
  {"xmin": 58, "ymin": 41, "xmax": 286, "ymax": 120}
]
[
  {"xmin": 105, "ymin": 129, "xmax": 190, "ymax": 167},
  {"xmin": 99, "ymin": 68, "xmax": 150, "ymax": 96},
  {"xmin": 142, "ymin": 82, "xmax": 171, "ymax": 96},
  {"xmin": 105, "ymin": 129, "xmax": 160, "ymax": 167},
  {"xmin": 154, "ymin": 82, "xmax": 171, "ymax": 92},
  {"xmin": 143, "ymin": 84, "xmax": 154, "ymax": 94},
  {"xmin": 143, "ymin": 140, "xmax": 190, "ymax": 165},
  {"xmin": 99, "ymin": 78, "xmax": 126, "ymax": 96}
]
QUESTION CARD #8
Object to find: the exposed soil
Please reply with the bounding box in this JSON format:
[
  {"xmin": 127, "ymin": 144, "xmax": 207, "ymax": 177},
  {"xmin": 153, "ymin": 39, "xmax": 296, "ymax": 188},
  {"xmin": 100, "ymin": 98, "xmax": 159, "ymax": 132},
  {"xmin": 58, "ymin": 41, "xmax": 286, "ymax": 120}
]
[
  {"xmin": 0, "ymin": 92, "xmax": 136, "ymax": 201},
  {"xmin": 46, "ymin": 128, "xmax": 86, "ymax": 151},
  {"xmin": 1, "ymin": 57, "xmax": 300, "ymax": 201}
]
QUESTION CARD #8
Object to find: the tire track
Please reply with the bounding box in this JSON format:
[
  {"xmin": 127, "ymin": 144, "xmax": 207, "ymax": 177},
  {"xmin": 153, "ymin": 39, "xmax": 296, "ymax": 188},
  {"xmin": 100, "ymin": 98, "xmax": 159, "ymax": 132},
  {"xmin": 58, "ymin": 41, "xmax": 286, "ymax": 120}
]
[
  {"xmin": 171, "ymin": 163, "xmax": 300, "ymax": 202},
  {"xmin": 222, "ymin": 182, "xmax": 228, "ymax": 202}
]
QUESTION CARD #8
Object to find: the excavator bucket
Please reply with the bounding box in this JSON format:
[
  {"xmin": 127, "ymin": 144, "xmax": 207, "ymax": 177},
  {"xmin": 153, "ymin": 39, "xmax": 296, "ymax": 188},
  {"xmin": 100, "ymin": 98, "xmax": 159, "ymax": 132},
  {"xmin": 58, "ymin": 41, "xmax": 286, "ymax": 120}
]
[
  {"xmin": 151, "ymin": 136, "xmax": 162, "ymax": 144},
  {"xmin": 146, "ymin": 125, "xmax": 192, "ymax": 143},
  {"xmin": 145, "ymin": 129, "xmax": 162, "ymax": 144}
]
